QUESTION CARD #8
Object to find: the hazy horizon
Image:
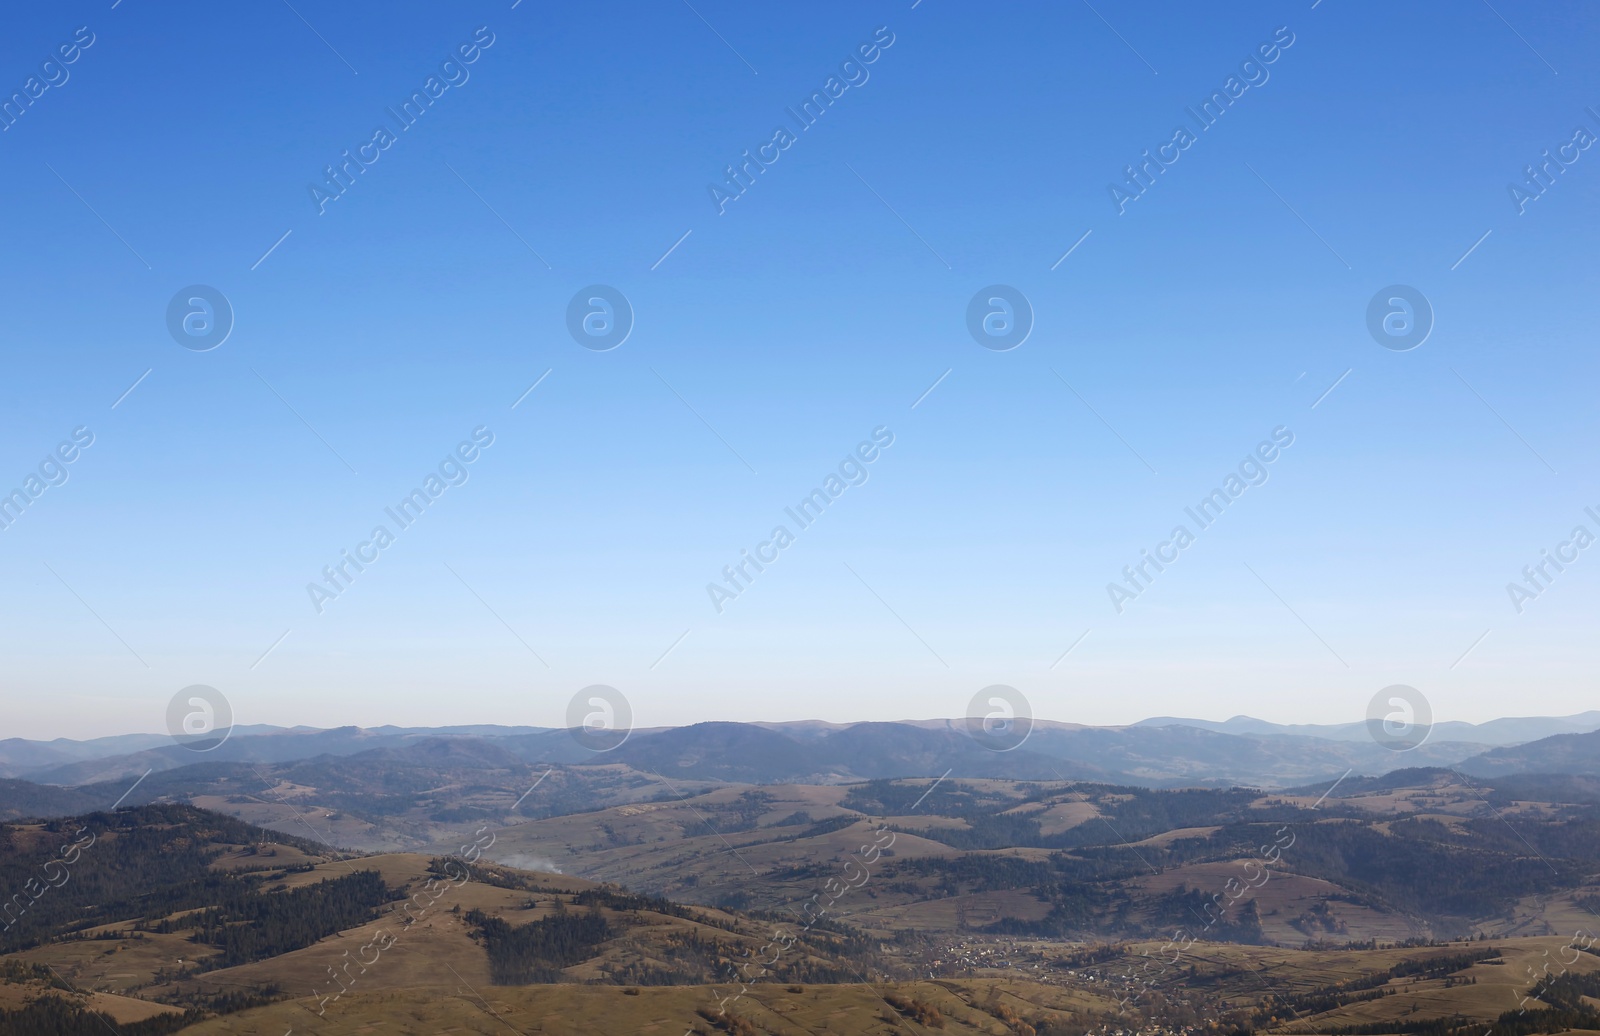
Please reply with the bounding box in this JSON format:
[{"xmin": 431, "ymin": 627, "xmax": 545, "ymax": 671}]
[{"xmin": 11, "ymin": 705, "xmax": 1600, "ymax": 750}]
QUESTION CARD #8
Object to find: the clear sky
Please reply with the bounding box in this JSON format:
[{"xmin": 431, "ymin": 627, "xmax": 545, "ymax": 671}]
[{"xmin": 2, "ymin": 0, "xmax": 1597, "ymax": 741}]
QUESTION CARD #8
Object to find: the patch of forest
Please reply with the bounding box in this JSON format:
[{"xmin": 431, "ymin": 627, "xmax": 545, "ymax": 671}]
[
  {"xmin": 0, "ymin": 804, "xmax": 325, "ymax": 953},
  {"xmin": 466, "ymin": 905, "xmax": 613, "ymax": 983},
  {"xmin": 178, "ymin": 870, "xmax": 391, "ymax": 967}
]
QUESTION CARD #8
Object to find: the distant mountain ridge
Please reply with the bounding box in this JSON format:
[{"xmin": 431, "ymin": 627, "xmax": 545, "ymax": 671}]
[
  {"xmin": 1133, "ymin": 711, "xmax": 1600, "ymax": 745},
  {"xmin": 1457, "ymin": 727, "xmax": 1600, "ymax": 777},
  {"xmin": 5, "ymin": 711, "xmax": 1599, "ymax": 792}
]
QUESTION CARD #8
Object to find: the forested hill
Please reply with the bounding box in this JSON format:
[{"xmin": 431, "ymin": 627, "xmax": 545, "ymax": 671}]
[{"xmin": 0, "ymin": 803, "xmax": 334, "ymax": 953}]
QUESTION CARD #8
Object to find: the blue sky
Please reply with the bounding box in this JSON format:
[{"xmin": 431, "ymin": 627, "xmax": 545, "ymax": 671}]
[{"xmin": 1, "ymin": 0, "xmax": 1597, "ymax": 740}]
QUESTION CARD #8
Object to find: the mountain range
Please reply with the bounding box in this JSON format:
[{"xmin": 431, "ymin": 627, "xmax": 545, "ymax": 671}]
[{"xmin": 3, "ymin": 711, "xmax": 1598, "ymax": 801}]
